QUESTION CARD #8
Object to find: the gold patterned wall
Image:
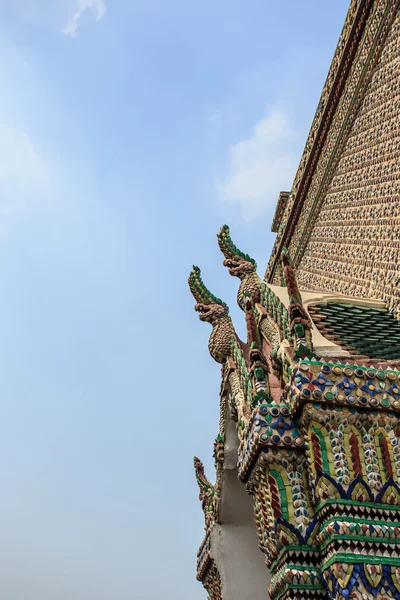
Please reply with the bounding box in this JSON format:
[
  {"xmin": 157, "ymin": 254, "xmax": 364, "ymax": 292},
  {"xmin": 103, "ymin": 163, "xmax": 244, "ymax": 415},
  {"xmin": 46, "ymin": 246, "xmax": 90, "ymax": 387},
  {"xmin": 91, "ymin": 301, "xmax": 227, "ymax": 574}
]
[{"xmin": 297, "ymin": 7, "xmax": 400, "ymax": 312}]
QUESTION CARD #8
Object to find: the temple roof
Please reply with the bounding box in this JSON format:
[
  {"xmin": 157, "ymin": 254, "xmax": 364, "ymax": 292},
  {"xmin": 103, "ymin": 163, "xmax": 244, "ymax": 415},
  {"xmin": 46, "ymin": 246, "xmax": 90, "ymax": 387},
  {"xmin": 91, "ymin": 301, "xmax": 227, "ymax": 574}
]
[
  {"xmin": 308, "ymin": 303, "xmax": 400, "ymax": 361},
  {"xmin": 271, "ymin": 191, "xmax": 290, "ymax": 233},
  {"xmin": 265, "ymin": 1, "xmax": 400, "ymax": 316},
  {"xmin": 265, "ymin": 0, "xmax": 372, "ymax": 281}
]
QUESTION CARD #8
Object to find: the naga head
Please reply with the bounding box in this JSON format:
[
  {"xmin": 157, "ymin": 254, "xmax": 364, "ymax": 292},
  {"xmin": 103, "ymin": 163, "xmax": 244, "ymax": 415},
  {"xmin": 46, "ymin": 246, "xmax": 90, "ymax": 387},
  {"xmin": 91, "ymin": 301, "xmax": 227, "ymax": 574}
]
[
  {"xmin": 217, "ymin": 224, "xmax": 257, "ymax": 278},
  {"xmin": 189, "ymin": 266, "xmax": 229, "ymax": 324}
]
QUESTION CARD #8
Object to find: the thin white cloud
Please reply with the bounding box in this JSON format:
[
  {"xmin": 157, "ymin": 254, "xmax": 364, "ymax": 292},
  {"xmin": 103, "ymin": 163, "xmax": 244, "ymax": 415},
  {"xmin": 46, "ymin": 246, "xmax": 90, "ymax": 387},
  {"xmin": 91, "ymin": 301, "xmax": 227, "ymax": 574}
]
[
  {"xmin": 216, "ymin": 108, "xmax": 298, "ymax": 220},
  {"xmin": 0, "ymin": 123, "xmax": 52, "ymax": 231},
  {"xmin": 0, "ymin": 124, "xmax": 50, "ymax": 185},
  {"xmin": 207, "ymin": 109, "xmax": 222, "ymax": 124},
  {"xmin": 63, "ymin": 0, "xmax": 107, "ymax": 36}
]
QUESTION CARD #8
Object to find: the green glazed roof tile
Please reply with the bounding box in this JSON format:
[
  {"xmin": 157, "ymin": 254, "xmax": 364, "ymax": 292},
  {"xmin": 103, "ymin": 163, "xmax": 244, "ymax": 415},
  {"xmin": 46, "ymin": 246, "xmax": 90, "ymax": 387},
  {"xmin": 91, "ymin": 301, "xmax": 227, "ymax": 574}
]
[{"xmin": 311, "ymin": 303, "xmax": 400, "ymax": 360}]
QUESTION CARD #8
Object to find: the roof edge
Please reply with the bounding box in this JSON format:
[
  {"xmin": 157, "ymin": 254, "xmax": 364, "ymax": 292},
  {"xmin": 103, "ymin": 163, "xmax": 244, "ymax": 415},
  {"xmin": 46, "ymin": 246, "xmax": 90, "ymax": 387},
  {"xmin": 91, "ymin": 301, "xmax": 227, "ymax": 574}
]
[
  {"xmin": 271, "ymin": 191, "xmax": 290, "ymax": 233},
  {"xmin": 265, "ymin": 0, "xmax": 374, "ymax": 282}
]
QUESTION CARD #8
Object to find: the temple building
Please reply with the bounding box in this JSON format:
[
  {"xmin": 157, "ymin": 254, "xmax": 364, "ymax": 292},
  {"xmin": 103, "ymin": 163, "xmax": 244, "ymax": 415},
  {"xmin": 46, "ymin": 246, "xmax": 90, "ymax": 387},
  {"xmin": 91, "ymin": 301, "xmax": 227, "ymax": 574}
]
[{"xmin": 189, "ymin": 1, "xmax": 400, "ymax": 599}]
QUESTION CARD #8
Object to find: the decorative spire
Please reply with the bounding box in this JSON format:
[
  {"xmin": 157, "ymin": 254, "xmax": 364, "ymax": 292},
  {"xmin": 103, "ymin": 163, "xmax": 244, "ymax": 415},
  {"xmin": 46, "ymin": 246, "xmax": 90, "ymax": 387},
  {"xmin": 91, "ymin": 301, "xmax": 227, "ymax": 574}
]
[
  {"xmin": 244, "ymin": 291, "xmax": 261, "ymax": 347},
  {"xmin": 281, "ymin": 248, "xmax": 313, "ymax": 354},
  {"xmin": 242, "ymin": 293, "xmax": 272, "ymax": 407},
  {"xmin": 282, "ymin": 247, "xmax": 302, "ymax": 304}
]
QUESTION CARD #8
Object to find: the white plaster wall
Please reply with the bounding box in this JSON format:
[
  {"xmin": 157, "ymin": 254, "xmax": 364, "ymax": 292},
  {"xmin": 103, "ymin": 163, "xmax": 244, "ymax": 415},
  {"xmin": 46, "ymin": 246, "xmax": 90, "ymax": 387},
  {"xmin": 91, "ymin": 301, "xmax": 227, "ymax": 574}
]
[
  {"xmin": 213, "ymin": 406, "xmax": 271, "ymax": 599},
  {"xmin": 211, "ymin": 523, "xmax": 270, "ymax": 600}
]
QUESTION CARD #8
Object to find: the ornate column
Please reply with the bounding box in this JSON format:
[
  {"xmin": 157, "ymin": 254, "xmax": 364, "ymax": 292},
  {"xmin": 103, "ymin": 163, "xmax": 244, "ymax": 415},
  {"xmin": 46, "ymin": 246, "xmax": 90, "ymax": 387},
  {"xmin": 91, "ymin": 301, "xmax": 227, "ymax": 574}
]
[
  {"xmin": 291, "ymin": 360, "xmax": 400, "ymax": 600},
  {"xmin": 238, "ymin": 402, "xmax": 323, "ymax": 600}
]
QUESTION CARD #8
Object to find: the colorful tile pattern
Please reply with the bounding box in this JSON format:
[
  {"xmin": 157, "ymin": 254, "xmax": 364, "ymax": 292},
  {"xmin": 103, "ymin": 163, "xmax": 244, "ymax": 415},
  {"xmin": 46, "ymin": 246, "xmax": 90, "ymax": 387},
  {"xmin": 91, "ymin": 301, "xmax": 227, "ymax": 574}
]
[
  {"xmin": 190, "ymin": 3, "xmax": 400, "ymax": 598},
  {"xmin": 267, "ymin": 2, "xmax": 400, "ymax": 317}
]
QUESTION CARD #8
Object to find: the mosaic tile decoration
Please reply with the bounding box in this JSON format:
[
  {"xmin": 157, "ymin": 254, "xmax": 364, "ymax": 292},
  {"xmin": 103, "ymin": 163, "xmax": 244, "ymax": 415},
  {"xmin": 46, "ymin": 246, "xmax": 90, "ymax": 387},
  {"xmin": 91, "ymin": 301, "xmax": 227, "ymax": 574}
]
[
  {"xmin": 189, "ymin": 3, "xmax": 400, "ymax": 599},
  {"xmin": 267, "ymin": 2, "xmax": 400, "ymax": 317}
]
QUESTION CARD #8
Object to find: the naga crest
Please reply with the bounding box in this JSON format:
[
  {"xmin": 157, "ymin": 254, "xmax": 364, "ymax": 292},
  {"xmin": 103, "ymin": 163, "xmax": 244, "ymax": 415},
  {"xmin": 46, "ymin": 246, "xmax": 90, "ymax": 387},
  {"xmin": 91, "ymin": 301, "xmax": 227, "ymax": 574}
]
[
  {"xmin": 188, "ymin": 266, "xmax": 229, "ymax": 323},
  {"xmin": 194, "ymin": 456, "xmax": 217, "ymax": 527},
  {"xmin": 217, "ymin": 225, "xmax": 262, "ymax": 309},
  {"xmin": 217, "ymin": 224, "xmax": 257, "ymax": 277},
  {"xmin": 188, "ymin": 266, "xmax": 234, "ymax": 363}
]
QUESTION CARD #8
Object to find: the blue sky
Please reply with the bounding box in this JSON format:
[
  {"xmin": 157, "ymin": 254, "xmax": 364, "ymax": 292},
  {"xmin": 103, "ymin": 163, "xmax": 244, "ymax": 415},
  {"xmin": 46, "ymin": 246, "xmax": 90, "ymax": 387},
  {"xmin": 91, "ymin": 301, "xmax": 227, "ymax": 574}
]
[{"xmin": 0, "ymin": 1, "xmax": 349, "ymax": 598}]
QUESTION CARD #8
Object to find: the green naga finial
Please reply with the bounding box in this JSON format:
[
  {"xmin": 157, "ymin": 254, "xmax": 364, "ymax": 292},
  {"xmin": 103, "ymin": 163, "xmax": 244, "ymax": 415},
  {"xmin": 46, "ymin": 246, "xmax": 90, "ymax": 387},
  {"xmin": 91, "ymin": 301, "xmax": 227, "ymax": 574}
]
[
  {"xmin": 194, "ymin": 456, "xmax": 217, "ymax": 528},
  {"xmin": 218, "ymin": 224, "xmax": 257, "ymax": 269},
  {"xmin": 217, "ymin": 224, "xmax": 262, "ymax": 310},
  {"xmin": 188, "ymin": 266, "xmax": 235, "ymax": 363},
  {"xmin": 188, "ymin": 265, "xmax": 229, "ymax": 321}
]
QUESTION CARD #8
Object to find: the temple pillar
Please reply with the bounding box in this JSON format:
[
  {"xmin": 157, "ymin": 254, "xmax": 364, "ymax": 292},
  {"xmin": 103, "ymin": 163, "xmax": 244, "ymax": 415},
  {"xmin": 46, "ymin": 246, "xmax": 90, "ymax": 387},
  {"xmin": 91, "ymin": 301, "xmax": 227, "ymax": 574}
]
[
  {"xmin": 239, "ymin": 399, "xmax": 326, "ymax": 600},
  {"xmin": 293, "ymin": 360, "xmax": 400, "ymax": 600}
]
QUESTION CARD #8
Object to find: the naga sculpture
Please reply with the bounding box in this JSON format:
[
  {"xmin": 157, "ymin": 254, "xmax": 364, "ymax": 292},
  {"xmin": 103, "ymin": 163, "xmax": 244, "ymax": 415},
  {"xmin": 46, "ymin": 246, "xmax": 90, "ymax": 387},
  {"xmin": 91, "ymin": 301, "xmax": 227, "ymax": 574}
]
[
  {"xmin": 217, "ymin": 224, "xmax": 263, "ymax": 309},
  {"xmin": 188, "ymin": 266, "xmax": 235, "ymax": 363},
  {"xmin": 217, "ymin": 225, "xmax": 292, "ymax": 351},
  {"xmin": 194, "ymin": 456, "xmax": 217, "ymax": 529}
]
